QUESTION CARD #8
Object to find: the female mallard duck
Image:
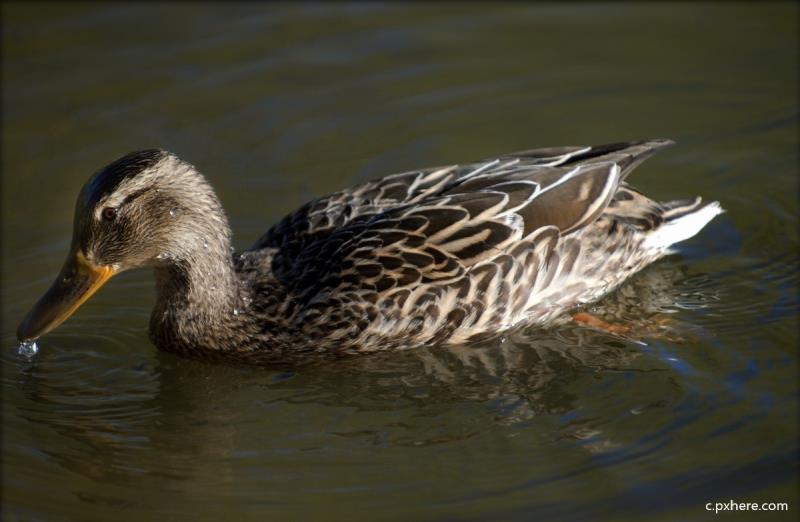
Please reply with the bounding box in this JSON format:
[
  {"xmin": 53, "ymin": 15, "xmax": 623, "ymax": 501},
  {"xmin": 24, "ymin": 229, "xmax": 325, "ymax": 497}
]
[{"xmin": 17, "ymin": 139, "xmax": 722, "ymax": 363}]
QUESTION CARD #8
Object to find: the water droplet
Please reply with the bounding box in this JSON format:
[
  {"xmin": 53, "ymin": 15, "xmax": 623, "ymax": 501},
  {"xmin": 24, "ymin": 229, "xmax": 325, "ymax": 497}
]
[
  {"xmin": 169, "ymin": 209, "xmax": 177, "ymax": 217},
  {"xmin": 17, "ymin": 340, "xmax": 38, "ymax": 359},
  {"xmin": 203, "ymin": 240, "xmax": 209, "ymax": 249},
  {"xmin": 233, "ymin": 308, "xmax": 240, "ymax": 316}
]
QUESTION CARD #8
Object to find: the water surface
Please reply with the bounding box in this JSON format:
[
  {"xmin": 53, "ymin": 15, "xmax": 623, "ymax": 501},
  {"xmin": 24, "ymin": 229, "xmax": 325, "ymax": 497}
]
[{"xmin": 2, "ymin": 3, "xmax": 798, "ymax": 521}]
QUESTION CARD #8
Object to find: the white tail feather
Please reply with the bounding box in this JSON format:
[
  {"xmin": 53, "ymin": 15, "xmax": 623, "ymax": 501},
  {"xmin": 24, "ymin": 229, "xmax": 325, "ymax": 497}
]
[{"xmin": 643, "ymin": 201, "xmax": 724, "ymax": 250}]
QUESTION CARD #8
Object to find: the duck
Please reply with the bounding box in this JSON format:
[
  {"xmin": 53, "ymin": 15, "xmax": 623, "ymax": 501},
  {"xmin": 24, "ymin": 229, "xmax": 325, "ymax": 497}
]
[{"xmin": 17, "ymin": 139, "xmax": 723, "ymax": 363}]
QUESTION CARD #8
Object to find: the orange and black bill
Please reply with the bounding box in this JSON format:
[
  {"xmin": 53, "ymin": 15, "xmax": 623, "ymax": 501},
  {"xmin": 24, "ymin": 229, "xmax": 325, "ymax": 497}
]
[{"xmin": 17, "ymin": 250, "xmax": 115, "ymax": 341}]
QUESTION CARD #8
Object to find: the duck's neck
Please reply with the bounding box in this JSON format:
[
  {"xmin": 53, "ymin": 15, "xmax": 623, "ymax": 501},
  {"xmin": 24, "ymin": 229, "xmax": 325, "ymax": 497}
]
[{"xmin": 150, "ymin": 224, "xmax": 244, "ymax": 352}]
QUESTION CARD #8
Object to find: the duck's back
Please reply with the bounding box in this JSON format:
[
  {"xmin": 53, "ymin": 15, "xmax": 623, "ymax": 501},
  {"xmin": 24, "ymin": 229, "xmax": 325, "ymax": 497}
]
[{"xmin": 241, "ymin": 139, "xmax": 721, "ymax": 354}]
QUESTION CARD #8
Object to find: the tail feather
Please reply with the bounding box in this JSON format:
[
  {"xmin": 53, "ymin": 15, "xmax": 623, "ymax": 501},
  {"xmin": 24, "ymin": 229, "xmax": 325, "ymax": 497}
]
[
  {"xmin": 643, "ymin": 200, "xmax": 724, "ymax": 250},
  {"xmin": 659, "ymin": 196, "xmax": 703, "ymax": 219}
]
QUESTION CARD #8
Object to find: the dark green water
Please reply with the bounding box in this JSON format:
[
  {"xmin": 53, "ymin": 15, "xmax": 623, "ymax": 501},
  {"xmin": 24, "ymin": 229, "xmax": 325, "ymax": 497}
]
[{"xmin": 2, "ymin": 3, "xmax": 797, "ymax": 521}]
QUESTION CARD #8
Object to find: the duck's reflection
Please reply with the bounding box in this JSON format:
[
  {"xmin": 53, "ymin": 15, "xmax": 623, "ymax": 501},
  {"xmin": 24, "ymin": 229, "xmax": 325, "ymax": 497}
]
[{"xmin": 14, "ymin": 261, "xmax": 710, "ymax": 489}]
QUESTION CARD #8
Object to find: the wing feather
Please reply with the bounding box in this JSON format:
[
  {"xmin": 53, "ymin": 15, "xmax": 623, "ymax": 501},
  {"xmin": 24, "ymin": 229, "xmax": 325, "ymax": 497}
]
[{"xmin": 258, "ymin": 140, "xmax": 673, "ymax": 318}]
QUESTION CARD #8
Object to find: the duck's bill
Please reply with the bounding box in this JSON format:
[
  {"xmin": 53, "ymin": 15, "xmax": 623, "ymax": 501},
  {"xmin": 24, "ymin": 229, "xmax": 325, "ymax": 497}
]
[{"xmin": 17, "ymin": 250, "xmax": 116, "ymax": 341}]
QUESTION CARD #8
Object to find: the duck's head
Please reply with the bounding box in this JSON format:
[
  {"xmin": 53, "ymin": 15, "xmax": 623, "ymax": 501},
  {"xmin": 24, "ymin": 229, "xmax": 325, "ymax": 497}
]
[{"xmin": 17, "ymin": 149, "xmax": 230, "ymax": 342}]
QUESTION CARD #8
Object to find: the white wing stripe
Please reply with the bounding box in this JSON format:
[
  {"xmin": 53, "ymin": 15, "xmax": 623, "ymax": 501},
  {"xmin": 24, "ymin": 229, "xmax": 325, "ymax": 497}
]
[
  {"xmin": 535, "ymin": 146, "xmax": 592, "ymax": 167},
  {"xmin": 466, "ymin": 159, "xmax": 501, "ymax": 178},
  {"xmin": 572, "ymin": 163, "xmax": 620, "ymax": 228}
]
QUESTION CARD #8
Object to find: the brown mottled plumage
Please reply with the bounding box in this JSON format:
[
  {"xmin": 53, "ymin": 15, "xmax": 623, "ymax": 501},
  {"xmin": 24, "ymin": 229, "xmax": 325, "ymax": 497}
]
[{"xmin": 17, "ymin": 139, "xmax": 723, "ymax": 363}]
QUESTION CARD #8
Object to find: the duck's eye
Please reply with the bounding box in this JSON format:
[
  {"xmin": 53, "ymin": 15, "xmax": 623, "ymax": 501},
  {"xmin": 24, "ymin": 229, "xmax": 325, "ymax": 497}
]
[{"xmin": 101, "ymin": 207, "xmax": 118, "ymax": 221}]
